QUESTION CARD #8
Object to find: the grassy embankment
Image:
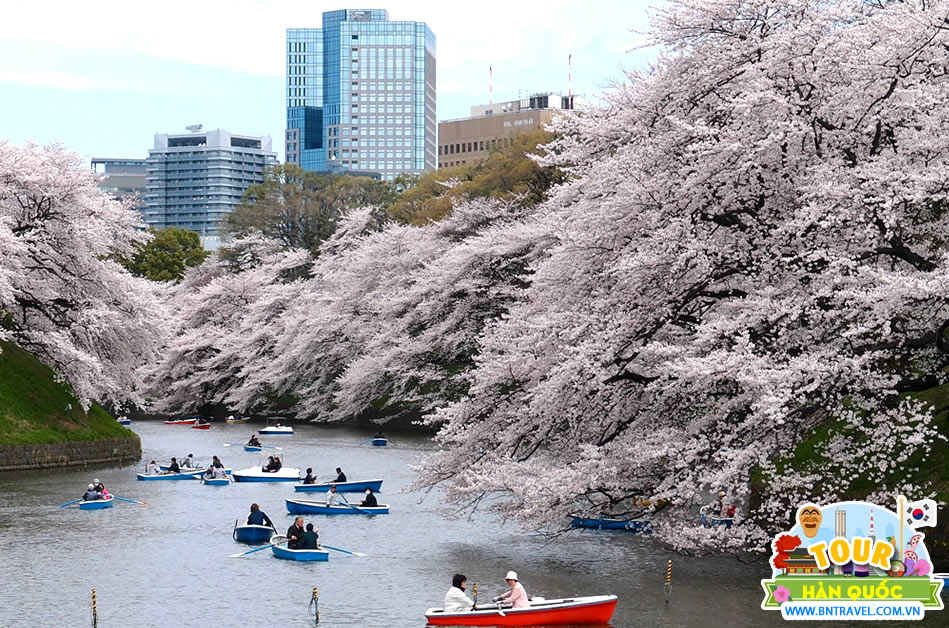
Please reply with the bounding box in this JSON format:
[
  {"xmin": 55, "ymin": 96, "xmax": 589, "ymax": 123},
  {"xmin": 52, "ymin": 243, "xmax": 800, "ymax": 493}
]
[{"xmin": 0, "ymin": 340, "xmax": 134, "ymax": 446}]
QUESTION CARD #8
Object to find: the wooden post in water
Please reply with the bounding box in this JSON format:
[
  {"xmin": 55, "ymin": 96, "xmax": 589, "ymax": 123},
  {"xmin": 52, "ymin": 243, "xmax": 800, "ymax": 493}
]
[{"xmin": 91, "ymin": 588, "xmax": 97, "ymax": 627}]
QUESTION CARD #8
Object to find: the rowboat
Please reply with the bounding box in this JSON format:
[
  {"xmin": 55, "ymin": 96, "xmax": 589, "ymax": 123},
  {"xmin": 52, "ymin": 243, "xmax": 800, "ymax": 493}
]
[
  {"xmin": 259, "ymin": 425, "xmax": 293, "ymax": 435},
  {"xmin": 232, "ymin": 466, "xmax": 301, "ymax": 482},
  {"xmin": 294, "ymin": 479, "xmax": 383, "ymax": 493},
  {"xmin": 243, "ymin": 444, "xmax": 262, "ymax": 452},
  {"xmin": 425, "ymin": 594, "xmax": 618, "ymax": 626},
  {"xmin": 79, "ymin": 497, "xmax": 114, "ymax": 510},
  {"xmin": 201, "ymin": 475, "xmax": 231, "ymax": 486},
  {"xmin": 225, "ymin": 415, "xmax": 250, "ymax": 424},
  {"xmin": 700, "ymin": 503, "xmax": 736, "ymax": 528},
  {"xmin": 259, "ymin": 417, "xmax": 293, "ymax": 435},
  {"xmin": 191, "ymin": 422, "xmax": 211, "ymax": 430},
  {"xmin": 371, "ymin": 437, "xmax": 387, "ymax": 446},
  {"xmin": 286, "ymin": 498, "xmax": 389, "ymax": 515},
  {"xmin": 136, "ymin": 470, "xmax": 203, "ymax": 481},
  {"xmin": 164, "ymin": 416, "xmax": 199, "ymax": 425},
  {"xmin": 269, "ymin": 535, "xmax": 329, "ymax": 562},
  {"xmin": 570, "ymin": 515, "xmax": 652, "ymax": 533},
  {"xmin": 233, "ymin": 521, "xmax": 276, "ymax": 544},
  {"xmin": 116, "ymin": 417, "xmax": 132, "ymax": 425}
]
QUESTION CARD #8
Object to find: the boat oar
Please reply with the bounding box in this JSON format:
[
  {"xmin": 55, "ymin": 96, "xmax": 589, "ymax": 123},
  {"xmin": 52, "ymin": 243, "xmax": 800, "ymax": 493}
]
[
  {"xmin": 357, "ymin": 439, "xmax": 373, "ymax": 445},
  {"xmin": 340, "ymin": 496, "xmax": 373, "ymax": 515},
  {"xmin": 262, "ymin": 445, "xmax": 283, "ymax": 451},
  {"xmin": 113, "ymin": 495, "xmax": 148, "ymax": 507},
  {"xmin": 58, "ymin": 498, "xmax": 82, "ymax": 508},
  {"xmin": 229, "ymin": 538, "xmax": 287, "ymax": 558},
  {"xmin": 322, "ymin": 544, "xmax": 367, "ymax": 557}
]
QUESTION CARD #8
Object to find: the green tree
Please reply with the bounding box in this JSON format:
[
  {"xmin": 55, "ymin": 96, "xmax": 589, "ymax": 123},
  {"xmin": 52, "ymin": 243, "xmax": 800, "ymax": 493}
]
[
  {"xmin": 226, "ymin": 164, "xmax": 397, "ymax": 255},
  {"xmin": 121, "ymin": 227, "xmax": 209, "ymax": 282},
  {"xmin": 388, "ymin": 128, "xmax": 564, "ymax": 225}
]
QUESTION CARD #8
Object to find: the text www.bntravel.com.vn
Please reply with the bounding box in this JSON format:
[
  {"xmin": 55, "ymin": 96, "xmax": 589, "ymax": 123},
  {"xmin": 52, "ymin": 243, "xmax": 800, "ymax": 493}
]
[{"xmin": 782, "ymin": 601, "xmax": 924, "ymax": 620}]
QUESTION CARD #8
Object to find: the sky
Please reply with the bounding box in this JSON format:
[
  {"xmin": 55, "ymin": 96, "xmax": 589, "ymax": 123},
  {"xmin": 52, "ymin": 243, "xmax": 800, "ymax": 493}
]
[{"xmin": 0, "ymin": 1, "xmax": 660, "ymax": 164}]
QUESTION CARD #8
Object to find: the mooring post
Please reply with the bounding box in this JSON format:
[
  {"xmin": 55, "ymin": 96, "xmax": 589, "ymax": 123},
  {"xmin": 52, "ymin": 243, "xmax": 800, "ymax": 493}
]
[
  {"xmin": 308, "ymin": 586, "xmax": 319, "ymax": 625},
  {"xmin": 664, "ymin": 560, "xmax": 672, "ymax": 605},
  {"xmin": 91, "ymin": 588, "xmax": 98, "ymax": 628}
]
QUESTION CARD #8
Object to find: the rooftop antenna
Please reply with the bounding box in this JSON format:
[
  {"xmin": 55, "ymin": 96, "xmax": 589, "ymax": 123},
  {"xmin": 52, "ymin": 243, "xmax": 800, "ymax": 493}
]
[
  {"xmin": 568, "ymin": 53, "xmax": 573, "ymax": 109},
  {"xmin": 489, "ymin": 66, "xmax": 493, "ymax": 105},
  {"xmin": 185, "ymin": 124, "xmax": 203, "ymax": 133}
]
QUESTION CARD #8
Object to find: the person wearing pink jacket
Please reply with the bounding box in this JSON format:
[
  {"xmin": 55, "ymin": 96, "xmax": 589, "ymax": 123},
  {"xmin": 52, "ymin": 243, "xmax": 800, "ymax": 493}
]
[{"xmin": 494, "ymin": 571, "xmax": 529, "ymax": 609}]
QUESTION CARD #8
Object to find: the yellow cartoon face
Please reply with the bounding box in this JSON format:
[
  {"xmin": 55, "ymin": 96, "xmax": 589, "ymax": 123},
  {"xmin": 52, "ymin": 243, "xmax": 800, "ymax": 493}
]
[{"xmin": 798, "ymin": 505, "xmax": 823, "ymax": 538}]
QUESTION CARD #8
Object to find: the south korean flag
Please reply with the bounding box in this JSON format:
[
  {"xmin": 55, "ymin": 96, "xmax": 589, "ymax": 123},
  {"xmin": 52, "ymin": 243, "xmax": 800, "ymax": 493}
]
[{"xmin": 904, "ymin": 498, "xmax": 938, "ymax": 528}]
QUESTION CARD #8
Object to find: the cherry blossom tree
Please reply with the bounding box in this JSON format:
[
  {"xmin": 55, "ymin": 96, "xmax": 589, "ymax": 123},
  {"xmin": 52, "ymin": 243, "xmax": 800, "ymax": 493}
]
[
  {"xmin": 414, "ymin": 0, "xmax": 949, "ymax": 553},
  {"xmin": 0, "ymin": 142, "xmax": 165, "ymax": 407}
]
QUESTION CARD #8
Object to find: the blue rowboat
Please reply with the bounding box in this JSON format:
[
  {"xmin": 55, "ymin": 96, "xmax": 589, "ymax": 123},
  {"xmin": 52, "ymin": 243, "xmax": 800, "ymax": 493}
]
[
  {"xmin": 269, "ymin": 536, "xmax": 329, "ymax": 561},
  {"xmin": 286, "ymin": 498, "xmax": 389, "ymax": 516},
  {"xmin": 202, "ymin": 476, "xmax": 230, "ymax": 486},
  {"xmin": 233, "ymin": 521, "xmax": 276, "ymax": 544},
  {"xmin": 243, "ymin": 444, "xmax": 262, "ymax": 452},
  {"xmin": 570, "ymin": 515, "xmax": 652, "ymax": 533},
  {"xmin": 117, "ymin": 418, "xmax": 132, "ymax": 425},
  {"xmin": 700, "ymin": 504, "xmax": 736, "ymax": 528},
  {"xmin": 294, "ymin": 479, "xmax": 383, "ymax": 493},
  {"xmin": 79, "ymin": 497, "xmax": 114, "ymax": 510},
  {"xmin": 137, "ymin": 470, "xmax": 203, "ymax": 481},
  {"xmin": 371, "ymin": 438, "xmax": 387, "ymax": 446}
]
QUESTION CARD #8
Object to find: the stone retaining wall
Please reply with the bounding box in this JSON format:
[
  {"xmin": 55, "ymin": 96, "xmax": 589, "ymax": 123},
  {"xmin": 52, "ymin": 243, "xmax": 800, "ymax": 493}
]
[{"xmin": 0, "ymin": 437, "xmax": 141, "ymax": 472}]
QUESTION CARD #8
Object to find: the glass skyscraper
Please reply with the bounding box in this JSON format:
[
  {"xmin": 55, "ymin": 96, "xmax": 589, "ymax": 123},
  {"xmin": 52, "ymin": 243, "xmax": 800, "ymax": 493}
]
[
  {"xmin": 145, "ymin": 128, "xmax": 277, "ymax": 249},
  {"xmin": 286, "ymin": 9, "xmax": 436, "ymax": 180}
]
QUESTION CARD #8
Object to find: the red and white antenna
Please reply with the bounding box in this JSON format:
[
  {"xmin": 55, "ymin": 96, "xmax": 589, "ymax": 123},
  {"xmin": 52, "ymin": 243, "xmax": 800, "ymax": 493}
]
[
  {"xmin": 870, "ymin": 508, "xmax": 874, "ymax": 538},
  {"xmin": 489, "ymin": 66, "xmax": 493, "ymax": 105},
  {"xmin": 568, "ymin": 53, "xmax": 572, "ymax": 109}
]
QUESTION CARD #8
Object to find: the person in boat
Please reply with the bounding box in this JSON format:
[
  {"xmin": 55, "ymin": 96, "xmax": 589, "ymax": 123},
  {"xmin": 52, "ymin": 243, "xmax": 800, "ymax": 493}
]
[
  {"xmin": 286, "ymin": 517, "xmax": 305, "ymax": 549},
  {"xmin": 298, "ymin": 523, "xmax": 319, "ymax": 549},
  {"xmin": 360, "ymin": 487, "xmax": 378, "ymax": 507},
  {"xmin": 334, "ymin": 467, "xmax": 347, "ymax": 483},
  {"xmin": 375, "ymin": 431, "xmax": 385, "ymax": 439},
  {"xmin": 325, "ymin": 485, "xmax": 339, "ymax": 507},
  {"xmin": 494, "ymin": 571, "xmax": 529, "ymax": 609},
  {"xmin": 164, "ymin": 457, "xmax": 181, "ymax": 474},
  {"xmin": 181, "ymin": 454, "xmax": 196, "ymax": 469},
  {"xmin": 246, "ymin": 503, "xmax": 273, "ymax": 527},
  {"xmin": 99, "ymin": 485, "xmax": 111, "ymax": 499},
  {"xmin": 262, "ymin": 456, "xmax": 278, "ymax": 473},
  {"xmin": 146, "ymin": 460, "xmax": 161, "ymax": 475},
  {"xmin": 93, "ymin": 478, "xmax": 105, "ymax": 493},
  {"xmin": 247, "ymin": 434, "xmax": 261, "ymax": 447},
  {"xmin": 212, "ymin": 464, "xmax": 227, "ymax": 479},
  {"xmin": 272, "ymin": 456, "xmax": 282, "ymax": 471},
  {"xmin": 82, "ymin": 484, "xmax": 100, "ymax": 501},
  {"xmin": 443, "ymin": 573, "xmax": 475, "ymax": 613},
  {"xmin": 717, "ymin": 492, "xmax": 736, "ymax": 518},
  {"xmin": 212, "ymin": 455, "xmax": 224, "ymax": 469},
  {"xmin": 303, "ymin": 468, "xmax": 317, "ymax": 484}
]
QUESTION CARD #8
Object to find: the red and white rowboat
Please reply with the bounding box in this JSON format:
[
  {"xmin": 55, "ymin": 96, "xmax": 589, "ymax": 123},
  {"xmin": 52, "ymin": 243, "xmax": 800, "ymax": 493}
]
[
  {"xmin": 425, "ymin": 594, "xmax": 617, "ymax": 626},
  {"xmin": 164, "ymin": 418, "xmax": 198, "ymax": 425},
  {"xmin": 191, "ymin": 422, "xmax": 211, "ymax": 430}
]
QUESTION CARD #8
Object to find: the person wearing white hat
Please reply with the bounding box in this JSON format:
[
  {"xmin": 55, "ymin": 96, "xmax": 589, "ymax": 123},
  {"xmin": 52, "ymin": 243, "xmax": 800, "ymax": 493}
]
[{"xmin": 494, "ymin": 571, "xmax": 529, "ymax": 609}]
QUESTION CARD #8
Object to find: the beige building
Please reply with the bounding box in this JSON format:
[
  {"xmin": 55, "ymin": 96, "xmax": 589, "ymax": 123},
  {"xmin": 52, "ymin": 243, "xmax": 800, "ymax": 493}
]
[{"xmin": 438, "ymin": 92, "xmax": 575, "ymax": 169}]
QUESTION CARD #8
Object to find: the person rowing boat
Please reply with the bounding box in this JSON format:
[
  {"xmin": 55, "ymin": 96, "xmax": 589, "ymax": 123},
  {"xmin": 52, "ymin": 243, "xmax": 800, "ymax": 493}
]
[{"xmin": 443, "ymin": 573, "xmax": 476, "ymax": 612}]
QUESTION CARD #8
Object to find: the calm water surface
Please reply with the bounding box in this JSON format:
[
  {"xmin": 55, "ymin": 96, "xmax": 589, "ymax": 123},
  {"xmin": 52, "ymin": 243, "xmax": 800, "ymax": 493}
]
[{"xmin": 0, "ymin": 421, "xmax": 943, "ymax": 627}]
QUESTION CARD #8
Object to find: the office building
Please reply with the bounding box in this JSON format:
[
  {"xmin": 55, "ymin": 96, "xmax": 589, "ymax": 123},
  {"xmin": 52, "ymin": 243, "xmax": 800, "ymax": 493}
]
[
  {"xmin": 834, "ymin": 507, "xmax": 847, "ymax": 575},
  {"xmin": 145, "ymin": 128, "xmax": 276, "ymax": 248},
  {"xmin": 286, "ymin": 9, "xmax": 436, "ymax": 180},
  {"xmin": 91, "ymin": 158, "xmax": 147, "ymax": 209},
  {"xmin": 438, "ymin": 92, "xmax": 576, "ymax": 169}
]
